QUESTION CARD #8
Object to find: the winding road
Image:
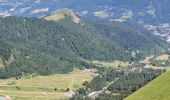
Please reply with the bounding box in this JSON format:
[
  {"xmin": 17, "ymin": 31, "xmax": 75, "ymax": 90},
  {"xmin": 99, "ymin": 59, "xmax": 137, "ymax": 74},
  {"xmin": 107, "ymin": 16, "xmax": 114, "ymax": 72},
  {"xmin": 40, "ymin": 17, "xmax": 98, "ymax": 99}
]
[{"xmin": 88, "ymin": 78, "xmax": 119, "ymax": 99}]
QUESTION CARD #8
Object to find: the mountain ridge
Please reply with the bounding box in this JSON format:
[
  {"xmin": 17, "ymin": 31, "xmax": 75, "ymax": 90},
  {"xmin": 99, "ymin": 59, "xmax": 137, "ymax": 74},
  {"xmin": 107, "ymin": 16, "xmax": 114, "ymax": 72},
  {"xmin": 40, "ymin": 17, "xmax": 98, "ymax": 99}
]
[
  {"xmin": 0, "ymin": 8, "xmax": 168, "ymax": 78},
  {"xmin": 1, "ymin": 0, "xmax": 169, "ymax": 42},
  {"xmin": 44, "ymin": 8, "xmax": 81, "ymax": 24}
]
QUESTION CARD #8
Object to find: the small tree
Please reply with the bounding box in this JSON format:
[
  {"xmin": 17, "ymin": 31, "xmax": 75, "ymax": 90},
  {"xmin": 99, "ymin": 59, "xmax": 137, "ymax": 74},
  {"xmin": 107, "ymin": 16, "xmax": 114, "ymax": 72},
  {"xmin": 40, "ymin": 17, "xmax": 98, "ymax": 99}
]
[
  {"xmin": 67, "ymin": 88, "xmax": 70, "ymax": 91},
  {"xmin": 54, "ymin": 88, "xmax": 57, "ymax": 91}
]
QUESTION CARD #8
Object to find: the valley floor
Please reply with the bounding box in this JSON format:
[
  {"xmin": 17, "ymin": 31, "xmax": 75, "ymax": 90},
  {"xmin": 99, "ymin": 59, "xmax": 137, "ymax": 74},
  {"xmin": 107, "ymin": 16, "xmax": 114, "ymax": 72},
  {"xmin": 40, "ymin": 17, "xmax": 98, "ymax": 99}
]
[{"xmin": 0, "ymin": 69, "xmax": 96, "ymax": 100}]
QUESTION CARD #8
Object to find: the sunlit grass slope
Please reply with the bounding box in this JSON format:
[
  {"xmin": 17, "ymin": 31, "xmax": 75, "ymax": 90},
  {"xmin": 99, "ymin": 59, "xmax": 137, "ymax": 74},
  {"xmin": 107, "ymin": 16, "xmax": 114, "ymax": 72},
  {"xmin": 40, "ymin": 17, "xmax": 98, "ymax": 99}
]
[{"xmin": 125, "ymin": 68, "xmax": 170, "ymax": 100}]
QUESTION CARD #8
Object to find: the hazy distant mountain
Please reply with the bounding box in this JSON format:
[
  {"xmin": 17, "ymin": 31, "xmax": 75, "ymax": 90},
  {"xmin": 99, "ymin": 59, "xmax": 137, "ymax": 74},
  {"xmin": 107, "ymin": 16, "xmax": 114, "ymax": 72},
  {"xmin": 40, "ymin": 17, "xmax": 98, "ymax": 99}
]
[
  {"xmin": 1, "ymin": 0, "xmax": 170, "ymax": 42},
  {"xmin": 0, "ymin": 0, "xmax": 169, "ymax": 23}
]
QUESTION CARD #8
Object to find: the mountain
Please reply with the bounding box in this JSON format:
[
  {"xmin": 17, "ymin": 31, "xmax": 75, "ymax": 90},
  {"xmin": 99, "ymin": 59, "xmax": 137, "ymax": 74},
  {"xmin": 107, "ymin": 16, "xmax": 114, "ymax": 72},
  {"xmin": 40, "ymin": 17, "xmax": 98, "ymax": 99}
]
[
  {"xmin": 0, "ymin": 8, "xmax": 168, "ymax": 79},
  {"xmin": 0, "ymin": 0, "xmax": 169, "ymax": 42},
  {"xmin": 91, "ymin": 21, "xmax": 167, "ymax": 51},
  {"xmin": 0, "ymin": 0, "xmax": 169, "ymax": 23},
  {"xmin": 0, "ymin": 9, "xmax": 125, "ymax": 78},
  {"xmin": 44, "ymin": 8, "xmax": 81, "ymax": 24}
]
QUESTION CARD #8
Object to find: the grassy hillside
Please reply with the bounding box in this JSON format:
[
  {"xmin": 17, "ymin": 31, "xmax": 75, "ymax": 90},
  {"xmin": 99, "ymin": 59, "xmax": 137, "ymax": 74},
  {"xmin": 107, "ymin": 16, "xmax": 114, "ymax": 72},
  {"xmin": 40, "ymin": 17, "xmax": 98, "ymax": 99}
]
[
  {"xmin": 91, "ymin": 60, "xmax": 130, "ymax": 68},
  {"xmin": 44, "ymin": 8, "xmax": 80, "ymax": 23},
  {"xmin": 125, "ymin": 68, "xmax": 170, "ymax": 100},
  {"xmin": 44, "ymin": 8, "xmax": 67, "ymax": 21}
]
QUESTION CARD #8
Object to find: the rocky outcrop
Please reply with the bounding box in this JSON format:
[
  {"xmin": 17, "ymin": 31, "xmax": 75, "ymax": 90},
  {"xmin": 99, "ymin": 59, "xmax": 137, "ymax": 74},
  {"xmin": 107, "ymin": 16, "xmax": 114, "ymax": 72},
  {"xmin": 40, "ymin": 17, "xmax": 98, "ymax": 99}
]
[{"xmin": 44, "ymin": 8, "xmax": 81, "ymax": 24}]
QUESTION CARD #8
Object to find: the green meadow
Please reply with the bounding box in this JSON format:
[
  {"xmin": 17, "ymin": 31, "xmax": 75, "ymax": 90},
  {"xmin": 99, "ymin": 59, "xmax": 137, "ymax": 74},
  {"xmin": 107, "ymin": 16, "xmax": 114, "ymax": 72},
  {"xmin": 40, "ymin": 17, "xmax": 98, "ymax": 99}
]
[
  {"xmin": 125, "ymin": 67, "xmax": 170, "ymax": 100},
  {"xmin": 0, "ymin": 69, "xmax": 96, "ymax": 100}
]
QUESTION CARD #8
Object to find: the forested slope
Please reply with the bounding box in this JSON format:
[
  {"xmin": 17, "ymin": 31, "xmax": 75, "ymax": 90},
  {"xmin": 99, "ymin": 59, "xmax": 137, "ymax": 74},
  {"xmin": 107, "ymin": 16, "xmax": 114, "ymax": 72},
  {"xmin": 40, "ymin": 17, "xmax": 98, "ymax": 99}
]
[
  {"xmin": 0, "ymin": 16, "xmax": 126, "ymax": 78},
  {"xmin": 92, "ymin": 21, "xmax": 168, "ymax": 52},
  {"xmin": 0, "ymin": 9, "xmax": 168, "ymax": 78}
]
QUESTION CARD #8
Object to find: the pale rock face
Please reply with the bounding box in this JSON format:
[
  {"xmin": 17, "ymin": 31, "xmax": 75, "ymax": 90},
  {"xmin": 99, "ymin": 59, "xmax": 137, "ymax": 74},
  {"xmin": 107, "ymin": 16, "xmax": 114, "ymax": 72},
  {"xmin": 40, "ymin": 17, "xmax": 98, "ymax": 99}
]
[
  {"xmin": 144, "ymin": 23, "xmax": 170, "ymax": 43},
  {"xmin": 31, "ymin": 8, "xmax": 49, "ymax": 14},
  {"xmin": 93, "ymin": 10, "xmax": 110, "ymax": 18},
  {"xmin": 0, "ymin": 58, "xmax": 4, "ymax": 68},
  {"xmin": 6, "ymin": 53, "xmax": 14, "ymax": 64},
  {"xmin": 167, "ymin": 36, "xmax": 170, "ymax": 43},
  {"xmin": 63, "ymin": 8, "xmax": 81, "ymax": 24}
]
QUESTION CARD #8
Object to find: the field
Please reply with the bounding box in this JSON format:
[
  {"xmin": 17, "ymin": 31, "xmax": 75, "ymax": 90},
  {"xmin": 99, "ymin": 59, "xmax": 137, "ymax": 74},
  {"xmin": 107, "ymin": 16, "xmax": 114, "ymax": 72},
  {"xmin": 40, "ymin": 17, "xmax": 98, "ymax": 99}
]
[
  {"xmin": 0, "ymin": 69, "xmax": 96, "ymax": 100},
  {"xmin": 91, "ymin": 60, "xmax": 130, "ymax": 68},
  {"xmin": 125, "ymin": 67, "xmax": 170, "ymax": 100},
  {"xmin": 139, "ymin": 55, "xmax": 154, "ymax": 64},
  {"xmin": 154, "ymin": 54, "xmax": 169, "ymax": 61}
]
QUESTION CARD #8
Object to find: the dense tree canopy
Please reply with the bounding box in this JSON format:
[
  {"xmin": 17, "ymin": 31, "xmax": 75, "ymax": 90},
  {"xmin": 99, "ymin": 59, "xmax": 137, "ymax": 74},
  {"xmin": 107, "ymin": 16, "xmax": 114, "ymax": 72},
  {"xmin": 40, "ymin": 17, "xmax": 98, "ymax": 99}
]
[{"xmin": 0, "ymin": 16, "xmax": 168, "ymax": 78}]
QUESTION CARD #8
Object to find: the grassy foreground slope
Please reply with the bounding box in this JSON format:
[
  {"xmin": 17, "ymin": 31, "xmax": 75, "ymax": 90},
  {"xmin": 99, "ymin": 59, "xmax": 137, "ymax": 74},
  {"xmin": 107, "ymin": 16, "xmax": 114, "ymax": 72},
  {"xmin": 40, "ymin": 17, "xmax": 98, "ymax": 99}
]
[{"xmin": 125, "ymin": 68, "xmax": 170, "ymax": 100}]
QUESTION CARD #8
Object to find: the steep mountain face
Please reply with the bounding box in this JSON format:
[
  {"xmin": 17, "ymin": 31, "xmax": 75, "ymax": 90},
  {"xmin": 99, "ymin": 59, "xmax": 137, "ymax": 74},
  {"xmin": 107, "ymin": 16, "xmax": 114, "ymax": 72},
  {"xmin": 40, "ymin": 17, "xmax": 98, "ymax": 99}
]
[
  {"xmin": 0, "ymin": 8, "xmax": 168, "ymax": 78},
  {"xmin": 0, "ymin": 12, "xmax": 124, "ymax": 78},
  {"xmin": 0, "ymin": 0, "xmax": 169, "ymax": 42},
  {"xmin": 0, "ymin": 16, "xmax": 127, "ymax": 60},
  {"xmin": 92, "ymin": 21, "xmax": 168, "ymax": 51}
]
